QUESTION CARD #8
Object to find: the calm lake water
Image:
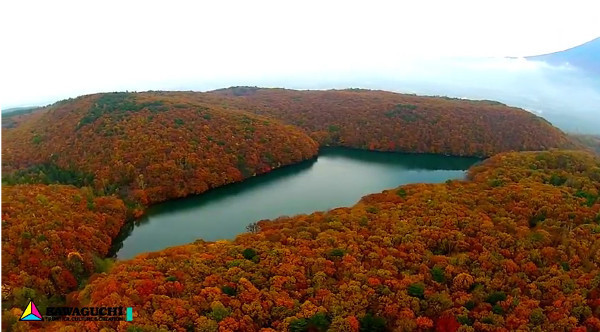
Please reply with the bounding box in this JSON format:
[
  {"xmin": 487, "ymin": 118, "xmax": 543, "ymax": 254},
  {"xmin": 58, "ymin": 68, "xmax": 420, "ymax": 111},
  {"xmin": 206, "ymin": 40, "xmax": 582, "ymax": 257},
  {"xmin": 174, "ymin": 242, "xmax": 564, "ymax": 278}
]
[{"xmin": 112, "ymin": 148, "xmax": 480, "ymax": 259}]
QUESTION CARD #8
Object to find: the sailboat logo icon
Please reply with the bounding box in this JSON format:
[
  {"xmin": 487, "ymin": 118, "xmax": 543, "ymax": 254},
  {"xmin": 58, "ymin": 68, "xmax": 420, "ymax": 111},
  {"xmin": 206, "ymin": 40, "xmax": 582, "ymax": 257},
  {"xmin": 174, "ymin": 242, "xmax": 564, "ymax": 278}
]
[{"xmin": 19, "ymin": 300, "xmax": 43, "ymax": 321}]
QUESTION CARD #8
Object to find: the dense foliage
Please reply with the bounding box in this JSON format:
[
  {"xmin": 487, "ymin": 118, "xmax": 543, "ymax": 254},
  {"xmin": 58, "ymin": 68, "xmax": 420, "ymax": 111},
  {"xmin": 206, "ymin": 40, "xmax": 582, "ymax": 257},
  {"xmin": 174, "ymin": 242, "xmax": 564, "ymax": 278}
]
[
  {"xmin": 209, "ymin": 88, "xmax": 577, "ymax": 157},
  {"xmin": 32, "ymin": 150, "xmax": 598, "ymax": 331},
  {"xmin": 2, "ymin": 90, "xmax": 597, "ymax": 331},
  {"xmin": 2, "ymin": 92, "xmax": 319, "ymax": 208},
  {"xmin": 1, "ymin": 184, "xmax": 127, "ymax": 323}
]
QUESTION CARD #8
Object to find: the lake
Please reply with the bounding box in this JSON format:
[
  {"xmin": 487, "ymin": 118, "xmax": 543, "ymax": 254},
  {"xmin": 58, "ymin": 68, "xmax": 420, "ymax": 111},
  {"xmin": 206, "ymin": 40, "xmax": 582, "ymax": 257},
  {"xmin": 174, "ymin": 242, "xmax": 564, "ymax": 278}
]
[{"xmin": 111, "ymin": 148, "xmax": 480, "ymax": 259}]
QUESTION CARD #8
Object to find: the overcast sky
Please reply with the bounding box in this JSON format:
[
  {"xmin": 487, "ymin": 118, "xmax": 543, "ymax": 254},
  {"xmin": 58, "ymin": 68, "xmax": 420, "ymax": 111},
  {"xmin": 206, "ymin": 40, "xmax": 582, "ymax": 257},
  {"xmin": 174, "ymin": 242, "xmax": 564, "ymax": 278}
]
[{"xmin": 1, "ymin": 0, "xmax": 599, "ymax": 109}]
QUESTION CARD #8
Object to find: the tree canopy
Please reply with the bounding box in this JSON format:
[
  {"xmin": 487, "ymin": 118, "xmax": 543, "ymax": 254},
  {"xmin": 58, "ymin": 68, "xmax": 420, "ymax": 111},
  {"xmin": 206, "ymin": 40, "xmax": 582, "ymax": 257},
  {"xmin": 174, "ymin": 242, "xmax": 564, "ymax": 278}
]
[
  {"xmin": 26, "ymin": 150, "xmax": 600, "ymax": 331},
  {"xmin": 1, "ymin": 90, "xmax": 596, "ymax": 331}
]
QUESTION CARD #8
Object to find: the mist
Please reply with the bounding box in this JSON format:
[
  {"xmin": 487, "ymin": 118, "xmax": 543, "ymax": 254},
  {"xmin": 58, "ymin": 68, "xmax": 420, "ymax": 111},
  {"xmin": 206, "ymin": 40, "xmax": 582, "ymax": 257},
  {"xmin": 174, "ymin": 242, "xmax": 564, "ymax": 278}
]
[
  {"xmin": 3, "ymin": 1, "xmax": 599, "ymax": 136},
  {"xmin": 4, "ymin": 57, "xmax": 599, "ymax": 135}
]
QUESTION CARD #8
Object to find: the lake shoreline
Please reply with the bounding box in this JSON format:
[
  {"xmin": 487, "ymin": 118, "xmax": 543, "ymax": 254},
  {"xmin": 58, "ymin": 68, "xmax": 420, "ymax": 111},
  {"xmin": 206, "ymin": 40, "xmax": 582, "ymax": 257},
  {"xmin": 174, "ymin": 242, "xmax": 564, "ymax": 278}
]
[{"xmin": 109, "ymin": 147, "xmax": 481, "ymax": 259}]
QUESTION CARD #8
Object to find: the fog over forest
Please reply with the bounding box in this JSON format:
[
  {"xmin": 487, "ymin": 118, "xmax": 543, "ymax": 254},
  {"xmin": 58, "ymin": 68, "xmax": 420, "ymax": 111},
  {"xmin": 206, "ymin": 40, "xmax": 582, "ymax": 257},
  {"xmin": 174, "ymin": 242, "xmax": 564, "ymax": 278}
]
[
  {"xmin": 204, "ymin": 56, "xmax": 600, "ymax": 134},
  {"xmin": 7, "ymin": 56, "xmax": 599, "ymax": 135}
]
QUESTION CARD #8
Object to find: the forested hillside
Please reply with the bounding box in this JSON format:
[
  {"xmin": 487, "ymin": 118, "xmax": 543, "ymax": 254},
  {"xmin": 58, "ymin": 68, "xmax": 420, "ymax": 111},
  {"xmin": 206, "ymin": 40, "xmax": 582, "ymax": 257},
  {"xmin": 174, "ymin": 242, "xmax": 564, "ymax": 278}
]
[
  {"xmin": 24, "ymin": 150, "xmax": 597, "ymax": 332},
  {"xmin": 1, "ymin": 106, "xmax": 43, "ymax": 129},
  {"xmin": 2, "ymin": 92, "xmax": 319, "ymax": 209},
  {"xmin": 209, "ymin": 87, "xmax": 577, "ymax": 157},
  {"xmin": 1, "ymin": 185, "xmax": 127, "ymax": 322},
  {"xmin": 2, "ymin": 90, "xmax": 597, "ymax": 331},
  {"xmin": 1, "ymin": 92, "xmax": 318, "ymax": 329}
]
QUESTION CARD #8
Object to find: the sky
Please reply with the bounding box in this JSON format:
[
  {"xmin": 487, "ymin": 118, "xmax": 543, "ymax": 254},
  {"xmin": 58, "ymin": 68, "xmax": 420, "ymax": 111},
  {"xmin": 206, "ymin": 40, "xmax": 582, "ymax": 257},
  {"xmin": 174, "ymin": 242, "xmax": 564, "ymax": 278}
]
[{"xmin": 1, "ymin": 0, "xmax": 600, "ymax": 109}]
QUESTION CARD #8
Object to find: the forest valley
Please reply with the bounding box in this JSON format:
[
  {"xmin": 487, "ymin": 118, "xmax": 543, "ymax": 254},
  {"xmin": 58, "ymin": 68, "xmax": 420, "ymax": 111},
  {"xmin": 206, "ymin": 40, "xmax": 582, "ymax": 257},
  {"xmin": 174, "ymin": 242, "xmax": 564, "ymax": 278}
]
[{"xmin": 2, "ymin": 88, "xmax": 599, "ymax": 331}]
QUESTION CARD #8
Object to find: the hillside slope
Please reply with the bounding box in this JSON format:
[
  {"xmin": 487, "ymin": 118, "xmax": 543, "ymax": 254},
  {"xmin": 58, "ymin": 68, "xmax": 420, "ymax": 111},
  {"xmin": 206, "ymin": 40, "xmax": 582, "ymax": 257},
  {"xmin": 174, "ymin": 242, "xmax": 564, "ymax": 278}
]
[
  {"xmin": 1, "ymin": 106, "xmax": 43, "ymax": 129},
  {"xmin": 42, "ymin": 150, "xmax": 600, "ymax": 331},
  {"xmin": 209, "ymin": 87, "xmax": 577, "ymax": 157},
  {"xmin": 1, "ymin": 184, "xmax": 127, "ymax": 317},
  {"xmin": 1, "ymin": 90, "xmax": 593, "ymax": 331},
  {"xmin": 2, "ymin": 92, "xmax": 319, "ymax": 207}
]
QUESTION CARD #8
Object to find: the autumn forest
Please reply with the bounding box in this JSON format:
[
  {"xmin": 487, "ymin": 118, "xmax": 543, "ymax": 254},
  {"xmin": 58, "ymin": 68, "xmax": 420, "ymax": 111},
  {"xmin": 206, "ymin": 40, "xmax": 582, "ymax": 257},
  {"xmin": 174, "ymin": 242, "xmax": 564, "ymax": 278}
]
[{"xmin": 2, "ymin": 88, "xmax": 599, "ymax": 331}]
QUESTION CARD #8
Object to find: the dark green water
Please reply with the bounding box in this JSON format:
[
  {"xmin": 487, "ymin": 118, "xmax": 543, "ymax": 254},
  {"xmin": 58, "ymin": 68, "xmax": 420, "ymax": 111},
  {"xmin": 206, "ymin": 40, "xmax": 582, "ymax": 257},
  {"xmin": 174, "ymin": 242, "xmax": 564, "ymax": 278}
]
[{"xmin": 113, "ymin": 148, "xmax": 480, "ymax": 259}]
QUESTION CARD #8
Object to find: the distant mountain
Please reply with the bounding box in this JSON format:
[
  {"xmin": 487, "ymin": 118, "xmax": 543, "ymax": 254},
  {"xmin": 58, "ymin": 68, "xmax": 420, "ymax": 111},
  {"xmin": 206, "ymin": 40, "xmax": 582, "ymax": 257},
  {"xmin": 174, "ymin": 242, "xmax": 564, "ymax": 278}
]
[
  {"xmin": 2, "ymin": 106, "xmax": 40, "ymax": 116},
  {"xmin": 527, "ymin": 37, "xmax": 600, "ymax": 75},
  {"xmin": 1, "ymin": 106, "xmax": 43, "ymax": 128},
  {"xmin": 569, "ymin": 133, "xmax": 600, "ymax": 154}
]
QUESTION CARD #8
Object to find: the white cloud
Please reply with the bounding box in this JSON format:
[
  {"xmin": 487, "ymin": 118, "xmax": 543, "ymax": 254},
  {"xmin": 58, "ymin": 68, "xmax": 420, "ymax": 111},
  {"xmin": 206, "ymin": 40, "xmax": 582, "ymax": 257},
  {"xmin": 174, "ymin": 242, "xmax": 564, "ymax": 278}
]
[{"xmin": 0, "ymin": 0, "xmax": 599, "ymax": 109}]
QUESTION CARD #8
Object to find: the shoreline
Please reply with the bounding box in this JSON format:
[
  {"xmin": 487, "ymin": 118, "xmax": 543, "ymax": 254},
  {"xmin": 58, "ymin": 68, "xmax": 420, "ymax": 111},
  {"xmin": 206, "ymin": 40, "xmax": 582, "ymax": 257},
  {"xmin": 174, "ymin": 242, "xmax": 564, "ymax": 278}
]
[{"xmin": 107, "ymin": 146, "xmax": 483, "ymax": 260}]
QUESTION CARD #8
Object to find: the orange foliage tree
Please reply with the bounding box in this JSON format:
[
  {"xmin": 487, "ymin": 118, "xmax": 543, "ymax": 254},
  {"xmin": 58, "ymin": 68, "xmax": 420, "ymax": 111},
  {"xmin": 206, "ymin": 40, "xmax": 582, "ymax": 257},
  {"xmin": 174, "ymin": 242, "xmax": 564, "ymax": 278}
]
[
  {"xmin": 43, "ymin": 150, "xmax": 600, "ymax": 331},
  {"xmin": 2, "ymin": 92, "xmax": 319, "ymax": 208},
  {"xmin": 1, "ymin": 184, "xmax": 127, "ymax": 325},
  {"xmin": 209, "ymin": 87, "xmax": 577, "ymax": 157}
]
